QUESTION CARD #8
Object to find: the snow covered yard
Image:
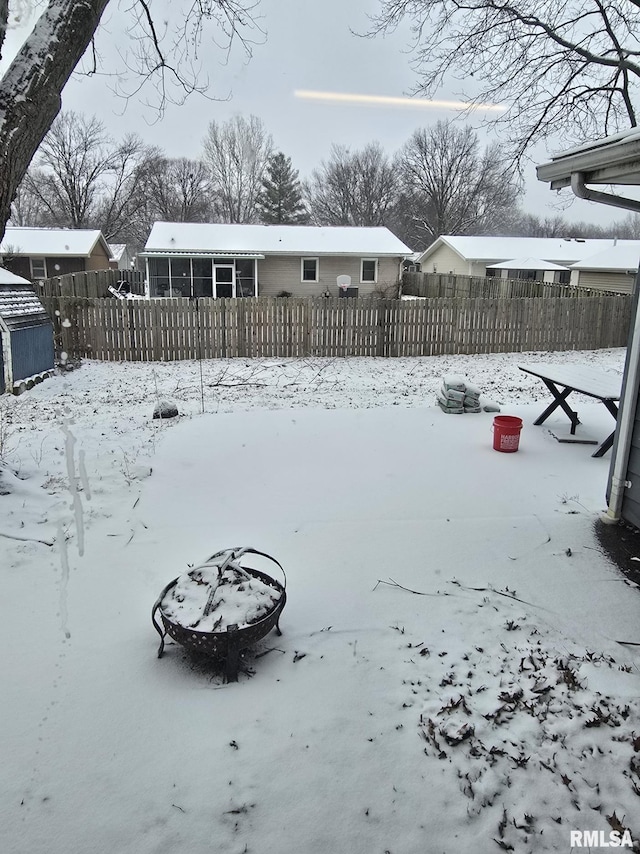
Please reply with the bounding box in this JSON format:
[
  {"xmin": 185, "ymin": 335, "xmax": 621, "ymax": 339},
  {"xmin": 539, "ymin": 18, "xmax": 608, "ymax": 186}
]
[{"xmin": 2, "ymin": 349, "xmax": 640, "ymax": 854}]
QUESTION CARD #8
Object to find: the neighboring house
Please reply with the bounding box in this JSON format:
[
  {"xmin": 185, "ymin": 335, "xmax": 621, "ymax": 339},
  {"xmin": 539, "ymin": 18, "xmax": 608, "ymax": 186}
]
[
  {"xmin": 567, "ymin": 242, "xmax": 640, "ymax": 293},
  {"xmin": 0, "ymin": 267, "xmax": 54, "ymax": 394},
  {"xmin": 537, "ymin": 128, "xmax": 640, "ymax": 531},
  {"xmin": 402, "ymin": 252, "xmax": 422, "ymax": 273},
  {"xmin": 417, "ymin": 235, "xmax": 640, "ymax": 290},
  {"xmin": 140, "ymin": 222, "xmax": 413, "ymax": 298},
  {"xmin": 108, "ymin": 243, "xmax": 135, "ymax": 272},
  {"xmin": 0, "ymin": 227, "xmax": 113, "ymax": 282}
]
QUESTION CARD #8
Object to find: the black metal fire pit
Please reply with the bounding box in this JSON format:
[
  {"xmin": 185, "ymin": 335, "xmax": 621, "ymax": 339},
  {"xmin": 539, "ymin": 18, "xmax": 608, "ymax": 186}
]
[{"xmin": 152, "ymin": 547, "xmax": 287, "ymax": 681}]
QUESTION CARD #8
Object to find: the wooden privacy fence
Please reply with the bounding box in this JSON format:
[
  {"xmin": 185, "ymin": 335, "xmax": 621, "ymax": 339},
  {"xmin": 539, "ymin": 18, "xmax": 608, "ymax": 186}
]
[
  {"xmin": 402, "ymin": 271, "xmax": 620, "ymax": 299},
  {"xmin": 40, "ymin": 295, "xmax": 632, "ymax": 361},
  {"xmin": 38, "ymin": 269, "xmax": 145, "ymax": 298}
]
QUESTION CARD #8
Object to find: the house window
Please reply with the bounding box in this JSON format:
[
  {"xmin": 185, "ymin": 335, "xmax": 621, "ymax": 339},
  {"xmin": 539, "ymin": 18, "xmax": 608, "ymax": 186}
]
[
  {"xmin": 361, "ymin": 259, "xmax": 377, "ymax": 283},
  {"xmin": 302, "ymin": 258, "xmax": 318, "ymax": 282},
  {"xmin": 30, "ymin": 258, "xmax": 47, "ymax": 279}
]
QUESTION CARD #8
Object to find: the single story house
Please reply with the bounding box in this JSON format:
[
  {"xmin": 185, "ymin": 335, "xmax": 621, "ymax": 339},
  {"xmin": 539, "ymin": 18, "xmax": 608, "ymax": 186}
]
[
  {"xmin": 567, "ymin": 242, "xmax": 640, "ymax": 294},
  {"xmin": 537, "ymin": 129, "xmax": 640, "ymax": 530},
  {"xmin": 140, "ymin": 223, "xmax": 413, "ymax": 298},
  {"xmin": 0, "ymin": 267, "xmax": 54, "ymax": 394},
  {"xmin": 0, "ymin": 227, "xmax": 113, "ymax": 282},
  {"xmin": 417, "ymin": 235, "xmax": 639, "ymax": 291}
]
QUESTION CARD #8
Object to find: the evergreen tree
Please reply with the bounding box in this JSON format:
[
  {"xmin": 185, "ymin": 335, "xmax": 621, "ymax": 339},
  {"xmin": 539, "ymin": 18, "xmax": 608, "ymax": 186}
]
[{"xmin": 257, "ymin": 152, "xmax": 309, "ymax": 224}]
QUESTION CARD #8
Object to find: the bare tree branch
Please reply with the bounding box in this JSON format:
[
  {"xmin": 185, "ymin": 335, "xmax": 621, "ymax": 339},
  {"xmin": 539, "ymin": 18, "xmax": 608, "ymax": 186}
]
[
  {"xmin": 203, "ymin": 114, "xmax": 273, "ymax": 222},
  {"xmin": 368, "ymin": 0, "xmax": 640, "ymax": 163},
  {"xmin": 306, "ymin": 143, "xmax": 399, "ymax": 227},
  {"xmin": 0, "ymin": 0, "xmax": 262, "ymax": 240},
  {"xmin": 393, "ymin": 121, "xmax": 520, "ymax": 247}
]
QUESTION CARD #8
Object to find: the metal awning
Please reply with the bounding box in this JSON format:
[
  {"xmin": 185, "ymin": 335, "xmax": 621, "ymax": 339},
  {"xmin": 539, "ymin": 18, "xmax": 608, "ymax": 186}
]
[
  {"xmin": 139, "ymin": 251, "xmax": 265, "ymax": 259},
  {"xmin": 486, "ymin": 257, "xmax": 569, "ymax": 271}
]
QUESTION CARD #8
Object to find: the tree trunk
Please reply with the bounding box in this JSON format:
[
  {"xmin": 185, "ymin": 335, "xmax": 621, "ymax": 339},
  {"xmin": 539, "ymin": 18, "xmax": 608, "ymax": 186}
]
[{"xmin": 0, "ymin": 0, "xmax": 111, "ymax": 242}]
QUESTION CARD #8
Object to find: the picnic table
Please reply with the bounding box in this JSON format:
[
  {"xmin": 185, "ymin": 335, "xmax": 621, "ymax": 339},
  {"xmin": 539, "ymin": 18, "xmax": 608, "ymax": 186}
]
[{"xmin": 518, "ymin": 363, "xmax": 622, "ymax": 457}]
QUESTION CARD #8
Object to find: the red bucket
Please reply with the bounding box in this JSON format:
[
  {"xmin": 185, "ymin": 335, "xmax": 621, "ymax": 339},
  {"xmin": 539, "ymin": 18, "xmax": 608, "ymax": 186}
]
[{"xmin": 492, "ymin": 416, "xmax": 523, "ymax": 453}]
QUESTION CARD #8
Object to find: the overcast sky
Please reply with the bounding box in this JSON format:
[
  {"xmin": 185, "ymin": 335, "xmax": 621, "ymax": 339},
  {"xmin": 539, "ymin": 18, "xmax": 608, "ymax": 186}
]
[{"xmin": 2, "ymin": 0, "xmax": 635, "ymax": 229}]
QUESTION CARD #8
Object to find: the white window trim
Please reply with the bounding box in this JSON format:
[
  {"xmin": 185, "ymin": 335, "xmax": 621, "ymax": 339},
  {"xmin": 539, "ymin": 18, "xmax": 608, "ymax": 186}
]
[
  {"xmin": 301, "ymin": 257, "xmax": 319, "ymax": 283},
  {"xmin": 30, "ymin": 257, "xmax": 47, "ymax": 279},
  {"xmin": 360, "ymin": 258, "xmax": 378, "ymax": 284}
]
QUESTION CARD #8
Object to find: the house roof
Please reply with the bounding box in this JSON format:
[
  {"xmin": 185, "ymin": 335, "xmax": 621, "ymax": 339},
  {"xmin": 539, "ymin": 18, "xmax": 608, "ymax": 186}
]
[
  {"xmin": 0, "ymin": 227, "xmax": 111, "ymax": 258},
  {"xmin": 0, "ymin": 267, "xmax": 33, "ymax": 286},
  {"xmin": 108, "ymin": 243, "xmax": 128, "ymax": 262},
  {"xmin": 485, "ymin": 257, "xmax": 569, "ymax": 271},
  {"xmin": 418, "ymin": 235, "xmax": 616, "ymax": 266},
  {"xmin": 0, "ymin": 284, "xmax": 51, "ymax": 330},
  {"xmin": 537, "ymin": 128, "xmax": 640, "ymax": 189},
  {"xmin": 142, "ymin": 222, "xmax": 413, "ymax": 257},
  {"xmin": 568, "ymin": 242, "xmax": 640, "ymax": 272}
]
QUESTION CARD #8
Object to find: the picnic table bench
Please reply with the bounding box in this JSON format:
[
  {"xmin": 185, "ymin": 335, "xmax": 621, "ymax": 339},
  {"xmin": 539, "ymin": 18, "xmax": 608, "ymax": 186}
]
[{"xmin": 518, "ymin": 363, "xmax": 622, "ymax": 458}]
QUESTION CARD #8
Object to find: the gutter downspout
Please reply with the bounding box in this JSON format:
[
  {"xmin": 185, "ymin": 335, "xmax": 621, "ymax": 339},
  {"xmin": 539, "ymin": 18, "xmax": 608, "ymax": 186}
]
[
  {"xmin": 571, "ymin": 172, "xmax": 640, "ymax": 214},
  {"xmin": 569, "ymin": 173, "xmax": 640, "ymax": 522}
]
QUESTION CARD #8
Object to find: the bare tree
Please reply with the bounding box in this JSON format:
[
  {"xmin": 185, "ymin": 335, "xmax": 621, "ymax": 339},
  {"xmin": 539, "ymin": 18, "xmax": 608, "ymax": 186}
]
[
  {"xmin": 9, "ymin": 181, "xmax": 44, "ymax": 227},
  {"xmin": 202, "ymin": 114, "xmax": 273, "ymax": 222},
  {"xmin": 306, "ymin": 142, "xmax": 399, "ymax": 226},
  {"xmin": 369, "ymin": 0, "xmax": 640, "ymax": 164},
  {"xmin": 141, "ymin": 154, "xmax": 212, "ymax": 224},
  {"xmin": 395, "ymin": 122, "xmax": 520, "ymax": 248},
  {"xmin": 0, "ymin": 0, "xmax": 260, "ymax": 241},
  {"xmin": 23, "ymin": 111, "xmax": 117, "ymax": 228},
  {"xmin": 610, "ymin": 211, "xmax": 640, "ymax": 239},
  {"xmin": 94, "ymin": 135, "xmax": 154, "ymax": 241},
  {"xmin": 507, "ymin": 213, "xmax": 574, "ymax": 239},
  {"xmin": 18, "ymin": 111, "xmax": 151, "ymax": 240}
]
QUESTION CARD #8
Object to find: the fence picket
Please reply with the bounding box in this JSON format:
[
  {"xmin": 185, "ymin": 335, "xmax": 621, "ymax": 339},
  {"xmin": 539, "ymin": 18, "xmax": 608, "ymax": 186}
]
[
  {"xmin": 403, "ymin": 271, "xmax": 625, "ymax": 299},
  {"xmin": 38, "ymin": 294, "xmax": 631, "ymax": 362}
]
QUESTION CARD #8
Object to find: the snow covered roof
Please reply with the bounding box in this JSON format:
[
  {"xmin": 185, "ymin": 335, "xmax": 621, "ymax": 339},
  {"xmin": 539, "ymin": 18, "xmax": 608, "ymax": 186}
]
[
  {"xmin": 419, "ymin": 235, "xmax": 623, "ymax": 265},
  {"xmin": 108, "ymin": 243, "xmax": 127, "ymax": 262},
  {"xmin": 485, "ymin": 257, "xmax": 569, "ymax": 271},
  {"xmin": 0, "ymin": 267, "xmax": 33, "ymax": 285},
  {"xmin": 143, "ymin": 222, "xmax": 413, "ymax": 257},
  {"xmin": 0, "ymin": 227, "xmax": 110, "ymax": 258},
  {"xmin": 569, "ymin": 241, "xmax": 640, "ymax": 272},
  {"xmin": 0, "ymin": 284, "xmax": 51, "ymax": 330}
]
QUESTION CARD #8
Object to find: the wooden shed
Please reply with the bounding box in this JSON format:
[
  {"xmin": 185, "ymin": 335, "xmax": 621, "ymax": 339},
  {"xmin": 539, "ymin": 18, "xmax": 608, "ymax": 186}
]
[{"xmin": 0, "ymin": 268, "xmax": 54, "ymax": 394}]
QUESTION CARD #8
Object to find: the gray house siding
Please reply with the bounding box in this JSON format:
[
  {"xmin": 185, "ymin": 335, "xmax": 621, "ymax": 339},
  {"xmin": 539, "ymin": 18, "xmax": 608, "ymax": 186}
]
[
  {"xmin": 257, "ymin": 255, "xmax": 401, "ymax": 297},
  {"xmin": 622, "ymin": 438, "xmax": 640, "ymax": 530},
  {"xmin": 608, "ymin": 270, "xmax": 640, "ymax": 529}
]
